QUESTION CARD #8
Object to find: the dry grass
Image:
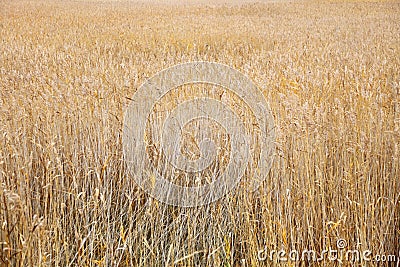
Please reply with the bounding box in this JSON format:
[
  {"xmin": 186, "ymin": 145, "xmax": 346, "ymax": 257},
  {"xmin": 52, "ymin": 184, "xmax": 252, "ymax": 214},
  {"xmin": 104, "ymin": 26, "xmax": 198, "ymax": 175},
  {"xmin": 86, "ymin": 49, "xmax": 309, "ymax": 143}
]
[{"xmin": 0, "ymin": 0, "xmax": 399, "ymax": 266}]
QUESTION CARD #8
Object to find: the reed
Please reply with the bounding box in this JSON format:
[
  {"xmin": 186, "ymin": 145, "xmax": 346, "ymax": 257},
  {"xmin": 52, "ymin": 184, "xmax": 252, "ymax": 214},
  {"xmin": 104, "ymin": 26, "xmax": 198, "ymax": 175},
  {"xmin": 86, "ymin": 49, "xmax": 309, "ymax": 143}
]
[{"xmin": 0, "ymin": 0, "xmax": 399, "ymax": 266}]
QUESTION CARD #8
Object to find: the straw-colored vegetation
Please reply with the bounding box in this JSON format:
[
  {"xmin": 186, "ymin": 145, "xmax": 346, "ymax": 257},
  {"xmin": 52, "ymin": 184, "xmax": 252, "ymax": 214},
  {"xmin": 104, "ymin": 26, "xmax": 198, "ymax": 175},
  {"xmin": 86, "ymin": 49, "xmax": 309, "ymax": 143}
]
[{"xmin": 1, "ymin": 0, "xmax": 399, "ymax": 266}]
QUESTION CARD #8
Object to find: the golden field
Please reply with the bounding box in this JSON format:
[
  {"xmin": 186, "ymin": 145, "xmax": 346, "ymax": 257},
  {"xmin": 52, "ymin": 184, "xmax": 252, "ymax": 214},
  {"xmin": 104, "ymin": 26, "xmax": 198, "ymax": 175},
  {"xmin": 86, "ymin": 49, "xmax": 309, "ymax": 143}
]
[{"xmin": 0, "ymin": 0, "xmax": 399, "ymax": 266}]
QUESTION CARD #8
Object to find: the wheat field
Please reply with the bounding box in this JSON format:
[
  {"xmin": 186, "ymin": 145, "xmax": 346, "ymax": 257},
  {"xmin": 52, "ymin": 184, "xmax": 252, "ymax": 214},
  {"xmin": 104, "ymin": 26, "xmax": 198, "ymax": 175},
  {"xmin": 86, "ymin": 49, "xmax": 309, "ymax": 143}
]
[{"xmin": 0, "ymin": 0, "xmax": 399, "ymax": 266}]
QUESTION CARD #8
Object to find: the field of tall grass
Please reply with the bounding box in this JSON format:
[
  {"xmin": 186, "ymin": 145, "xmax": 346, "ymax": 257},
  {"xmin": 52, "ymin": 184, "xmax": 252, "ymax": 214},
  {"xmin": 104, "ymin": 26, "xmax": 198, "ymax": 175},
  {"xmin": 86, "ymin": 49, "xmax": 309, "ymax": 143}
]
[{"xmin": 1, "ymin": 0, "xmax": 399, "ymax": 266}]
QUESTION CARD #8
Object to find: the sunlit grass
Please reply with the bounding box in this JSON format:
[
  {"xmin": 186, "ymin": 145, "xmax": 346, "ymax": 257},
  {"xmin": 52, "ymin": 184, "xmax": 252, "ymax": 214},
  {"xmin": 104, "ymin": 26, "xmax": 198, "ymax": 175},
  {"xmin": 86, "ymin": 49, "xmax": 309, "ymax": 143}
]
[{"xmin": 0, "ymin": 0, "xmax": 399, "ymax": 266}]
